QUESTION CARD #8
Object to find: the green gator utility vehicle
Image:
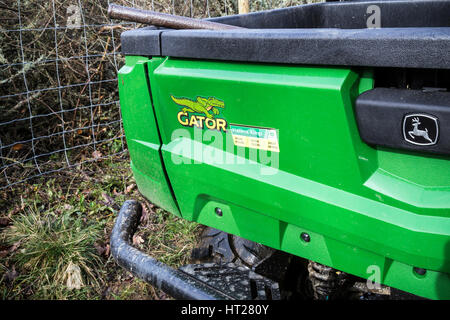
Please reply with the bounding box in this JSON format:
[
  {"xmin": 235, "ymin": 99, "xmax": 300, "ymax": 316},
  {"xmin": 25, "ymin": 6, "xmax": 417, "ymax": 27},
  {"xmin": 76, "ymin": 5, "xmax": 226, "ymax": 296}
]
[{"xmin": 110, "ymin": 0, "xmax": 450, "ymax": 300}]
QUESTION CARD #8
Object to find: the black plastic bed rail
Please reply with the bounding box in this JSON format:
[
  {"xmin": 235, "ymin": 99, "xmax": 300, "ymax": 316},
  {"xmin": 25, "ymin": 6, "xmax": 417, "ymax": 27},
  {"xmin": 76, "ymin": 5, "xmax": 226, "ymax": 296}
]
[{"xmin": 120, "ymin": 0, "xmax": 450, "ymax": 70}]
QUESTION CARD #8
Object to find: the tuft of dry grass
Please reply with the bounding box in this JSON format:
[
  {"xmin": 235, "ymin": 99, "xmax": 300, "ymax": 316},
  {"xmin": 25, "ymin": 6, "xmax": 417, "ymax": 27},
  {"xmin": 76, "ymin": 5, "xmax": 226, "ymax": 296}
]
[
  {"xmin": 0, "ymin": 157, "xmax": 200, "ymax": 299},
  {"xmin": 1, "ymin": 207, "xmax": 104, "ymax": 299}
]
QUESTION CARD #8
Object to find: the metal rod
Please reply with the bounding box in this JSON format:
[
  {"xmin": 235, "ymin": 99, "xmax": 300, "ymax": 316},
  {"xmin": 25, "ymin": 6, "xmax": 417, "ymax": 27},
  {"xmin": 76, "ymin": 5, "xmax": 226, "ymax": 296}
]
[{"xmin": 108, "ymin": 4, "xmax": 245, "ymax": 30}]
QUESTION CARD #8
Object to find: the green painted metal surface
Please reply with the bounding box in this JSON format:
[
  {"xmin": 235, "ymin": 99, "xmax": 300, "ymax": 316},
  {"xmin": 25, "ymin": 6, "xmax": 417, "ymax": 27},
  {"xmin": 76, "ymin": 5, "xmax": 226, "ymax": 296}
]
[
  {"xmin": 118, "ymin": 56, "xmax": 450, "ymax": 299},
  {"xmin": 118, "ymin": 56, "xmax": 180, "ymax": 216}
]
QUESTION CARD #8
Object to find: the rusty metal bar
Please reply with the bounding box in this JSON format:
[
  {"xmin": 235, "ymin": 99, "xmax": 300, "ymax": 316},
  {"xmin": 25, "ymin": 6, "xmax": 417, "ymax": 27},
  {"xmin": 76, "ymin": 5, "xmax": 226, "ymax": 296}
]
[{"xmin": 108, "ymin": 4, "xmax": 245, "ymax": 30}]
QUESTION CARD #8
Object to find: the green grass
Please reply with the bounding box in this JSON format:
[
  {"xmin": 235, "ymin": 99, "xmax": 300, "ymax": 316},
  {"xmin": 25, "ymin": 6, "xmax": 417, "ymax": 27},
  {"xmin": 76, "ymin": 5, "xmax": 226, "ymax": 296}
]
[
  {"xmin": 0, "ymin": 156, "xmax": 200, "ymax": 300},
  {"xmin": 2, "ymin": 209, "xmax": 103, "ymax": 299}
]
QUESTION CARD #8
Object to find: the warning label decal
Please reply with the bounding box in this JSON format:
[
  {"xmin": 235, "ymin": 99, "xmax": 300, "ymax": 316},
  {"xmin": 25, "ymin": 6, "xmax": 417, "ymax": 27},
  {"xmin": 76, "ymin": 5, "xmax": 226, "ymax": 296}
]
[{"xmin": 229, "ymin": 124, "xmax": 279, "ymax": 152}]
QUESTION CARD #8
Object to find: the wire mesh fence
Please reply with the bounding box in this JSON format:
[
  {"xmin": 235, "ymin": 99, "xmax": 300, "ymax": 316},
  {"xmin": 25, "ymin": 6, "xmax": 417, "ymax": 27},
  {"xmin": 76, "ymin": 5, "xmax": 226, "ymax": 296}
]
[{"xmin": 0, "ymin": 0, "xmax": 317, "ymax": 190}]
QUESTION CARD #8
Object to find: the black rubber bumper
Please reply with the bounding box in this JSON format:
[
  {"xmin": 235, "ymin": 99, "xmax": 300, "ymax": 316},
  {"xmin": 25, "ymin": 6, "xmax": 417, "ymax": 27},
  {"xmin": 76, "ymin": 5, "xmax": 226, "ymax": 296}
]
[{"xmin": 110, "ymin": 200, "xmax": 232, "ymax": 299}]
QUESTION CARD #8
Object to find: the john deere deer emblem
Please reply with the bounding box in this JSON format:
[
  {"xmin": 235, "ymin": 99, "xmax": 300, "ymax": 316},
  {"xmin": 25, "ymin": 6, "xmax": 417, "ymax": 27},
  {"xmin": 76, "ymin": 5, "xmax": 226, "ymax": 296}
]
[
  {"xmin": 171, "ymin": 95, "xmax": 228, "ymax": 132},
  {"xmin": 403, "ymin": 114, "xmax": 438, "ymax": 146}
]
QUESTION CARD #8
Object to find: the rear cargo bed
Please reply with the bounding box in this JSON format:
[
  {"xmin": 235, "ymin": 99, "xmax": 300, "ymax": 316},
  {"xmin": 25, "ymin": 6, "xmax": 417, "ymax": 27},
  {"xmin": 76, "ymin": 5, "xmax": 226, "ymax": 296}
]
[{"xmin": 121, "ymin": 0, "xmax": 450, "ymax": 69}]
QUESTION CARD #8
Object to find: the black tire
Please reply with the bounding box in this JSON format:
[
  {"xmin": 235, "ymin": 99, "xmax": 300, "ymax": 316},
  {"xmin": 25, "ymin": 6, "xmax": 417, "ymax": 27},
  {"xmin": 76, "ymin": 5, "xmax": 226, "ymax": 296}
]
[
  {"xmin": 190, "ymin": 226, "xmax": 315, "ymax": 300},
  {"xmin": 190, "ymin": 227, "xmax": 274, "ymax": 267}
]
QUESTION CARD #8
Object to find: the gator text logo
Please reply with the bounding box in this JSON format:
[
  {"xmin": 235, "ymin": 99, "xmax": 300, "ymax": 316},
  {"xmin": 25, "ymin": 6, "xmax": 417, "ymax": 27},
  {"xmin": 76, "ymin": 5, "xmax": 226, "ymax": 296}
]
[{"xmin": 171, "ymin": 95, "xmax": 227, "ymax": 132}]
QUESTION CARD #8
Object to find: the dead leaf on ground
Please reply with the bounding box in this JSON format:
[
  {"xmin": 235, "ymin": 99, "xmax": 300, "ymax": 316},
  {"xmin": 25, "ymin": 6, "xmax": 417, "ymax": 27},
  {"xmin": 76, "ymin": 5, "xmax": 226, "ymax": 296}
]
[
  {"xmin": 9, "ymin": 241, "xmax": 20, "ymax": 253},
  {"xmin": 92, "ymin": 150, "xmax": 103, "ymax": 158},
  {"xmin": 125, "ymin": 183, "xmax": 136, "ymax": 194},
  {"xmin": 11, "ymin": 143, "xmax": 25, "ymax": 151},
  {"xmin": 101, "ymin": 192, "xmax": 121, "ymax": 211},
  {"xmin": 94, "ymin": 242, "xmax": 106, "ymax": 256},
  {"xmin": 0, "ymin": 241, "xmax": 21, "ymax": 257},
  {"xmin": 132, "ymin": 235, "xmax": 144, "ymax": 246},
  {"xmin": 101, "ymin": 192, "xmax": 115, "ymax": 206},
  {"xmin": 4, "ymin": 267, "xmax": 19, "ymax": 284},
  {"xmin": 140, "ymin": 202, "xmax": 151, "ymax": 223},
  {"xmin": 0, "ymin": 217, "xmax": 11, "ymax": 226},
  {"xmin": 7, "ymin": 203, "xmax": 25, "ymax": 218},
  {"xmin": 64, "ymin": 262, "xmax": 84, "ymax": 290},
  {"xmin": 94, "ymin": 242, "xmax": 111, "ymax": 258}
]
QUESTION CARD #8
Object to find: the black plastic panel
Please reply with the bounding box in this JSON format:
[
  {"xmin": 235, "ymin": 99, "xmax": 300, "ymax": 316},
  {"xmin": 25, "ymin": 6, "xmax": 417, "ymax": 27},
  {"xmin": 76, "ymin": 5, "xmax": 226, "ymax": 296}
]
[
  {"xmin": 160, "ymin": 28, "xmax": 450, "ymax": 69},
  {"xmin": 121, "ymin": 27, "xmax": 164, "ymax": 56},
  {"xmin": 210, "ymin": 0, "xmax": 450, "ymax": 29},
  {"xmin": 121, "ymin": 0, "xmax": 450, "ymax": 69},
  {"xmin": 355, "ymin": 88, "xmax": 450, "ymax": 156}
]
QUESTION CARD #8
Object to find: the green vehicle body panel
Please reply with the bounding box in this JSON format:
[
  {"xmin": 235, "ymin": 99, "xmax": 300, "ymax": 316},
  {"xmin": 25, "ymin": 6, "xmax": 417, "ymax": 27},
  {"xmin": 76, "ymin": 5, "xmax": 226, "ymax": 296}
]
[
  {"xmin": 118, "ymin": 57, "xmax": 180, "ymax": 216},
  {"xmin": 118, "ymin": 56, "xmax": 450, "ymax": 299}
]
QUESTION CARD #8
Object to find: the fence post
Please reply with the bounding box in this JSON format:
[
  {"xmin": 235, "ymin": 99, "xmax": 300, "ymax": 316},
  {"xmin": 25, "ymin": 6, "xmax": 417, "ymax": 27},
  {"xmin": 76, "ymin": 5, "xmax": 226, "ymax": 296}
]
[{"xmin": 239, "ymin": 0, "xmax": 249, "ymax": 14}]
